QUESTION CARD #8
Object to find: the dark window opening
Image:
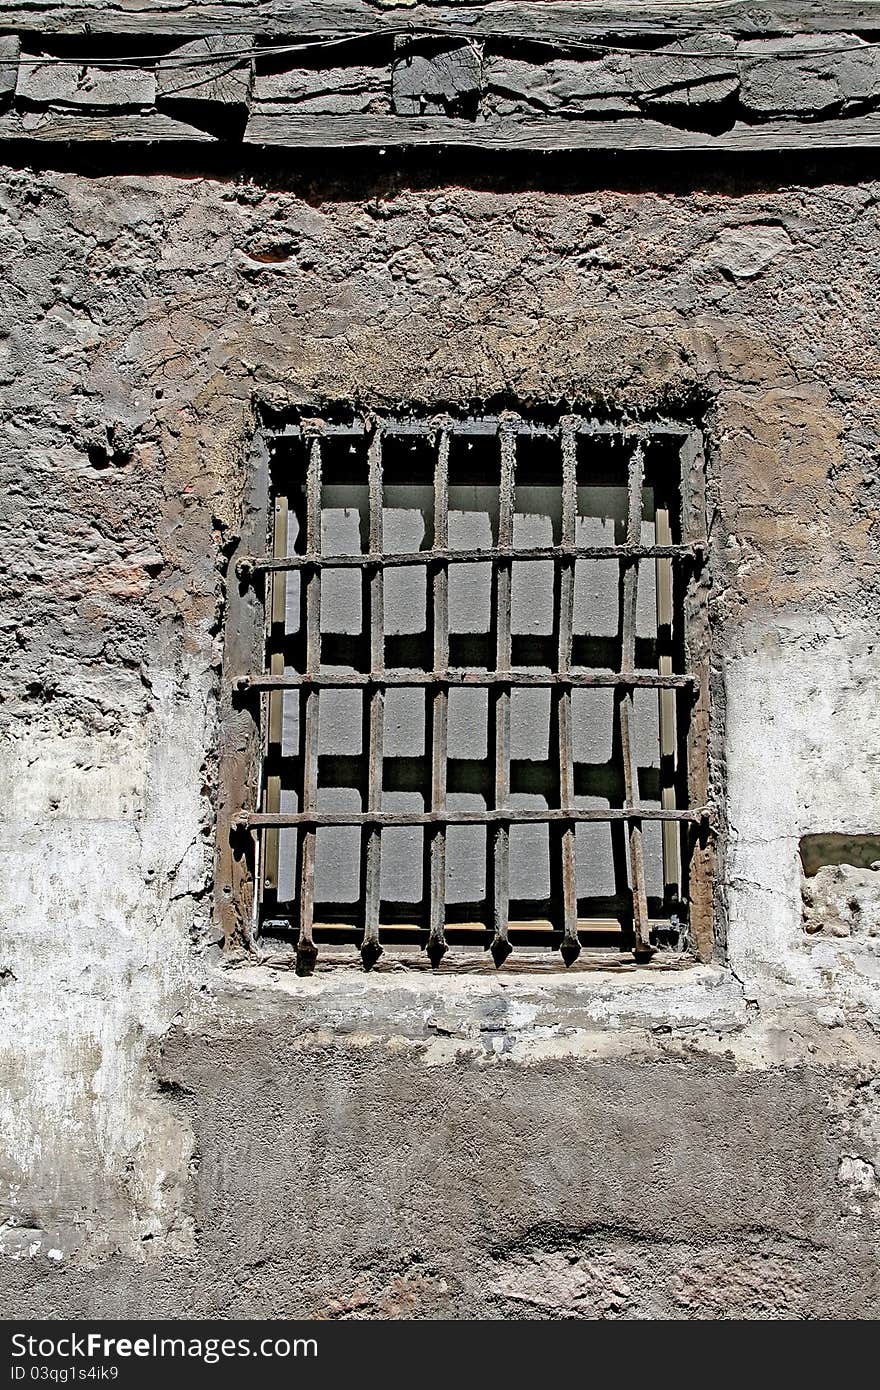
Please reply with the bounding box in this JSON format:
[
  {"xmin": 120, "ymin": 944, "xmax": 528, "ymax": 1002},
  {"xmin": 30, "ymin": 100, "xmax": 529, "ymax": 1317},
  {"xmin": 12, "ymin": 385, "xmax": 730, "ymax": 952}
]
[{"xmin": 236, "ymin": 410, "xmax": 712, "ymax": 973}]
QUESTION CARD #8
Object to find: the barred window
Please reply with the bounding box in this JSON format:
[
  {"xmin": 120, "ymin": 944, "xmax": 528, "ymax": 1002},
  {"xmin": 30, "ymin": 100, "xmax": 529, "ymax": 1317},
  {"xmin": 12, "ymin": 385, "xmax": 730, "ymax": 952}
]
[{"xmin": 235, "ymin": 410, "xmax": 712, "ymax": 974}]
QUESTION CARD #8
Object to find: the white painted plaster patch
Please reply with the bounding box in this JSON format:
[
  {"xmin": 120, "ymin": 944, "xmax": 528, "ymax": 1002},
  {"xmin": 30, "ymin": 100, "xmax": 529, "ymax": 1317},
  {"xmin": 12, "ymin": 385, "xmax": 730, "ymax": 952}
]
[
  {"xmin": 725, "ymin": 620, "xmax": 880, "ymax": 1024},
  {"xmin": 0, "ymin": 665, "xmax": 210, "ymax": 1261},
  {"xmin": 0, "ymin": 729, "xmax": 146, "ymax": 820}
]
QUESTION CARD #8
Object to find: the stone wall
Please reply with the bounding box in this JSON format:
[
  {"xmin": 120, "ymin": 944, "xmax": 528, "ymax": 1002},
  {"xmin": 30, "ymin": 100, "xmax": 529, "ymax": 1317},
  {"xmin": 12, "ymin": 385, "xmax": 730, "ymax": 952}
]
[{"xmin": 1, "ymin": 151, "xmax": 880, "ymax": 1316}]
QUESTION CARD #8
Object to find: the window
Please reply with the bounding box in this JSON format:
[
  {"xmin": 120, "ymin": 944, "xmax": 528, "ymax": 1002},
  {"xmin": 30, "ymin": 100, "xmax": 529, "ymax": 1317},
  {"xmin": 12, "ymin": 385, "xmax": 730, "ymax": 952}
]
[{"xmin": 234, "ymin": 410, "xmax": 712, "ymax": 974}]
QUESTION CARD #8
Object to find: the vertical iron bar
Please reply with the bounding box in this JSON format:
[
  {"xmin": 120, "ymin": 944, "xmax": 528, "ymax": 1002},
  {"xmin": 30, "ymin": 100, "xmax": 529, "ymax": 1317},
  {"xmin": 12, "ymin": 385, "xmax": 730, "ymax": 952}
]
[
  {"xmin": 619, "ymin": 440, "xmax": 652, "ymax": 959},
  {"xmin": 362, "ymin": 426, "xmax": 385, "ymax": 968},
  {"xmin": 296, "ymin": 437, "xmax": 322, "ymax": 975},
  {"xmin": 655, "ymin": 503, "xmax": 680, "ymax": 906},
  {"xmin": 262, "ymin": 492, "xmax": 288, "ymax": 903},
  {"xmin": 557, "ymin": 422, "xmax": 580, "ymax": 965},
  {"xmin": 489, "ymin": 426, "xmax": 515, "ymax": 966},
  {"xmin": 426, "ymin": 429, "xmax": 450, "ymax": 967}
]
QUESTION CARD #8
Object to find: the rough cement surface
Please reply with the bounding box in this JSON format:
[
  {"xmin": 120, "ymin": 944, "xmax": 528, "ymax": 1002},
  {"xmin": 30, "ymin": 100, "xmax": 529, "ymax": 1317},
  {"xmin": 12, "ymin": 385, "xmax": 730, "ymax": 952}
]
[
  {"xmin": 1, "ymin": 156, "xmax": 880, "ymax": 1314},
  {"xmin": 0, "ymin": 1010, "xmax": 878, "ymax": 1318}
]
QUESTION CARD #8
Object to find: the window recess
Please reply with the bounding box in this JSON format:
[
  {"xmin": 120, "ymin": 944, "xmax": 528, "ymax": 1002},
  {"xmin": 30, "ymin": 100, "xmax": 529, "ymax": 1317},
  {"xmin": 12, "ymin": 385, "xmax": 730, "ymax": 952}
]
[{"xmin": 234, "ymin": 411, "xmax": 714, "ymax": 974}]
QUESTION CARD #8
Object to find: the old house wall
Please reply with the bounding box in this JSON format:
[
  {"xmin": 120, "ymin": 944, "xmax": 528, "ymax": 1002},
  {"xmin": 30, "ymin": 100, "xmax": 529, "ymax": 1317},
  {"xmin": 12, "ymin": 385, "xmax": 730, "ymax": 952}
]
[{"xmin": 1, "ymin": 153, "xmax": 880, "ymax": 1317}]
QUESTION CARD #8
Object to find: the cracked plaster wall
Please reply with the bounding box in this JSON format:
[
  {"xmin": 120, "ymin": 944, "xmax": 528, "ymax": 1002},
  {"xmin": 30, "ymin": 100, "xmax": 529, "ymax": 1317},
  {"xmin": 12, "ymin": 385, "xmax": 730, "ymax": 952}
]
[{"xmin": 1, "ymin": 156, "xmax": 880, "ymax": 1315}]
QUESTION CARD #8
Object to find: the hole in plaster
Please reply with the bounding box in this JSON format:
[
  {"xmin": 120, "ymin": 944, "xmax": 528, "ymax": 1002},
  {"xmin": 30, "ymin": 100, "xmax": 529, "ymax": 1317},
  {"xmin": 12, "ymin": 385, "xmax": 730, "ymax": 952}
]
[{"xmin": 800, "ymin": 833, "xmax": 880, "ymax": 939}]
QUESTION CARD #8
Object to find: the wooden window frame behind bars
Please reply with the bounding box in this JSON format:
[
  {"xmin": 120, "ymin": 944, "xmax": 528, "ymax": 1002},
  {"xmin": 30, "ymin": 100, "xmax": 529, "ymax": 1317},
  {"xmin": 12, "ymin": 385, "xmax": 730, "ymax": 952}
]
[{"xmin": 221, "ymin": 410, "xmax": 715, "ymax": 976}]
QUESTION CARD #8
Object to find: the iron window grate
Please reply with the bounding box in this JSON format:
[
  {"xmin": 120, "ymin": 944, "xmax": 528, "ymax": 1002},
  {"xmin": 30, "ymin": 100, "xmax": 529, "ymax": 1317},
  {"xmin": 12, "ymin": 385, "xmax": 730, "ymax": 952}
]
[{"xmin": 236, "ymin": 411, "xmax": 712, "ymax": 974}]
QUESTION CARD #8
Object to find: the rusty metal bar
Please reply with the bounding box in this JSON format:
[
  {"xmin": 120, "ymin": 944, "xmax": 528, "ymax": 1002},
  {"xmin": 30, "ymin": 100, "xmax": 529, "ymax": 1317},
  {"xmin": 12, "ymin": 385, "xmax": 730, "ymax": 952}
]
[
  {"xmin": 296, "ymin": 437, "xmax": 322, "ymax": 976},
  {"xmin": 242, "ymin": 807, "xmax": 709, "ymax": 829},
  {"xmin": 556, "ymin": 422, "xmax": 579, "ymax": 966},
  {"xmin": 261, "ymin": 490, "xmax": 288, "ymax": 901},
  {"xmin": 240, "ymin": 670, "xmax": 697, "ymax": 691},
  {"xmin": 242, "ymin": 541, "xmax": 702, "ymax": 575},
  {"xmin": 291, "ymin": 919, "xmax": 625, "ymax": 938},
  {"xmin": 655, "ymin": 502, "xmax": 681, "ymax": 904},
  {"xmin": 619, "ymin": 441, "xmax": 652, "ymax": 960},
  {"xmin": 264, "ymin": 419, "xmax": 692, "ymax": 442},
  {"xmin": 489, "ymin": 426, "xmax": 516, "ymax": 967},
  {"xmin": 362, "ymin": 426, "xmax": 385, "ymax": 970},
  {"xmin": 427, "ymin": 429, "xmax": 450, "ymax": 967}
]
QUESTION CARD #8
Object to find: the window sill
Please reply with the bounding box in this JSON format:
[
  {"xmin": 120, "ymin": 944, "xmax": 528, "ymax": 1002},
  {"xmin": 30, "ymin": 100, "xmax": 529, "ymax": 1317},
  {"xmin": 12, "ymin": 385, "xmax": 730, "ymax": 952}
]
[{"xmin": 218, "ymin": 957, "xmax": 748, "ymax": 1044}]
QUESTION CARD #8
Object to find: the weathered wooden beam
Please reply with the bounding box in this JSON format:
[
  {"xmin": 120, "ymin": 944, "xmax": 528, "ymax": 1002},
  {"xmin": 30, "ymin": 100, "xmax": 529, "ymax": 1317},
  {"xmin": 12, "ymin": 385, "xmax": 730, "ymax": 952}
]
[
  {"xmin": 215, "ymin": 429, "xmax": 271, "ymax": 951},
  {"xmin": 2, "ymin": 3, "xmax": 880, "ymax": 41},
  {"xmin": 6, "ymin": 22, "xmax": 880, "ymax": 146},
  {"xmin": 7, "ymin": 103, "xmax": 880, "ymax": 152},
  {"xmin": 680, "ymin": 430, "xmax": 715, "ymax": 964},
  {"xmin": 0, "ymin": 109, "xmax": 215, "ymax": 139},
  {"xmin": 243, "ymin": 109, "xmax": 880, "ymax": 151}
]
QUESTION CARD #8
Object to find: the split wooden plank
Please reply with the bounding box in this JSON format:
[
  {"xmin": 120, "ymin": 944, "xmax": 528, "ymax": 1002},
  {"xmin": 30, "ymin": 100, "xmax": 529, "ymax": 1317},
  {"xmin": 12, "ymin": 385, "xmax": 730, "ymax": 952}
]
[
  {"xmin": 392, "ymin": 38, "xmax": 483, "ymax": 116},
  {"xmin": 738, "ymin": 32, "xmax": 880, "ymax": 114},
  {"xmin": 0, "ymin": 35, "xmax": 18, "ymax": 103},
  {"xmin": 486, "ymin": 52, "xmax": 636, "ymax": 118},
  {"xmin": 157, "ymin": 35, "xmax": 254, "ymax": 111},
  {"xmin": 16, "ymin": 57, "xmax": 156, "ymax": 106},
  {"xmin": 254, "ymin": 63, "xmax": 389, "ymax": 115},
  {"xmin": 215, "ymin": 428, "xmax": 273, "ymax": 950}
]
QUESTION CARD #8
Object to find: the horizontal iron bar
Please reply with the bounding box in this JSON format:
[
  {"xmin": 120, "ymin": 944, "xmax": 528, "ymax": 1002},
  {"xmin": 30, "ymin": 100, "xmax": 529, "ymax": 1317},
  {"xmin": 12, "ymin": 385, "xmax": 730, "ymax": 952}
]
[
  {"xmin": 241, "ymin": 542, "xmax": 704, "ymax": 575},
  {"xmin": 239, "ymin": 807, "xmax": 710, "ymax": 829},
  {"xmin": 239, "ymin": 670, "xmax": 696, "ymax": 691},
  {"xmin": 264, "ymin": 419, "xmax": 694, "ymax": 441},
  {"xmin": 264, "ymin": 919, "xmax": 630, "ymax": 936}
]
